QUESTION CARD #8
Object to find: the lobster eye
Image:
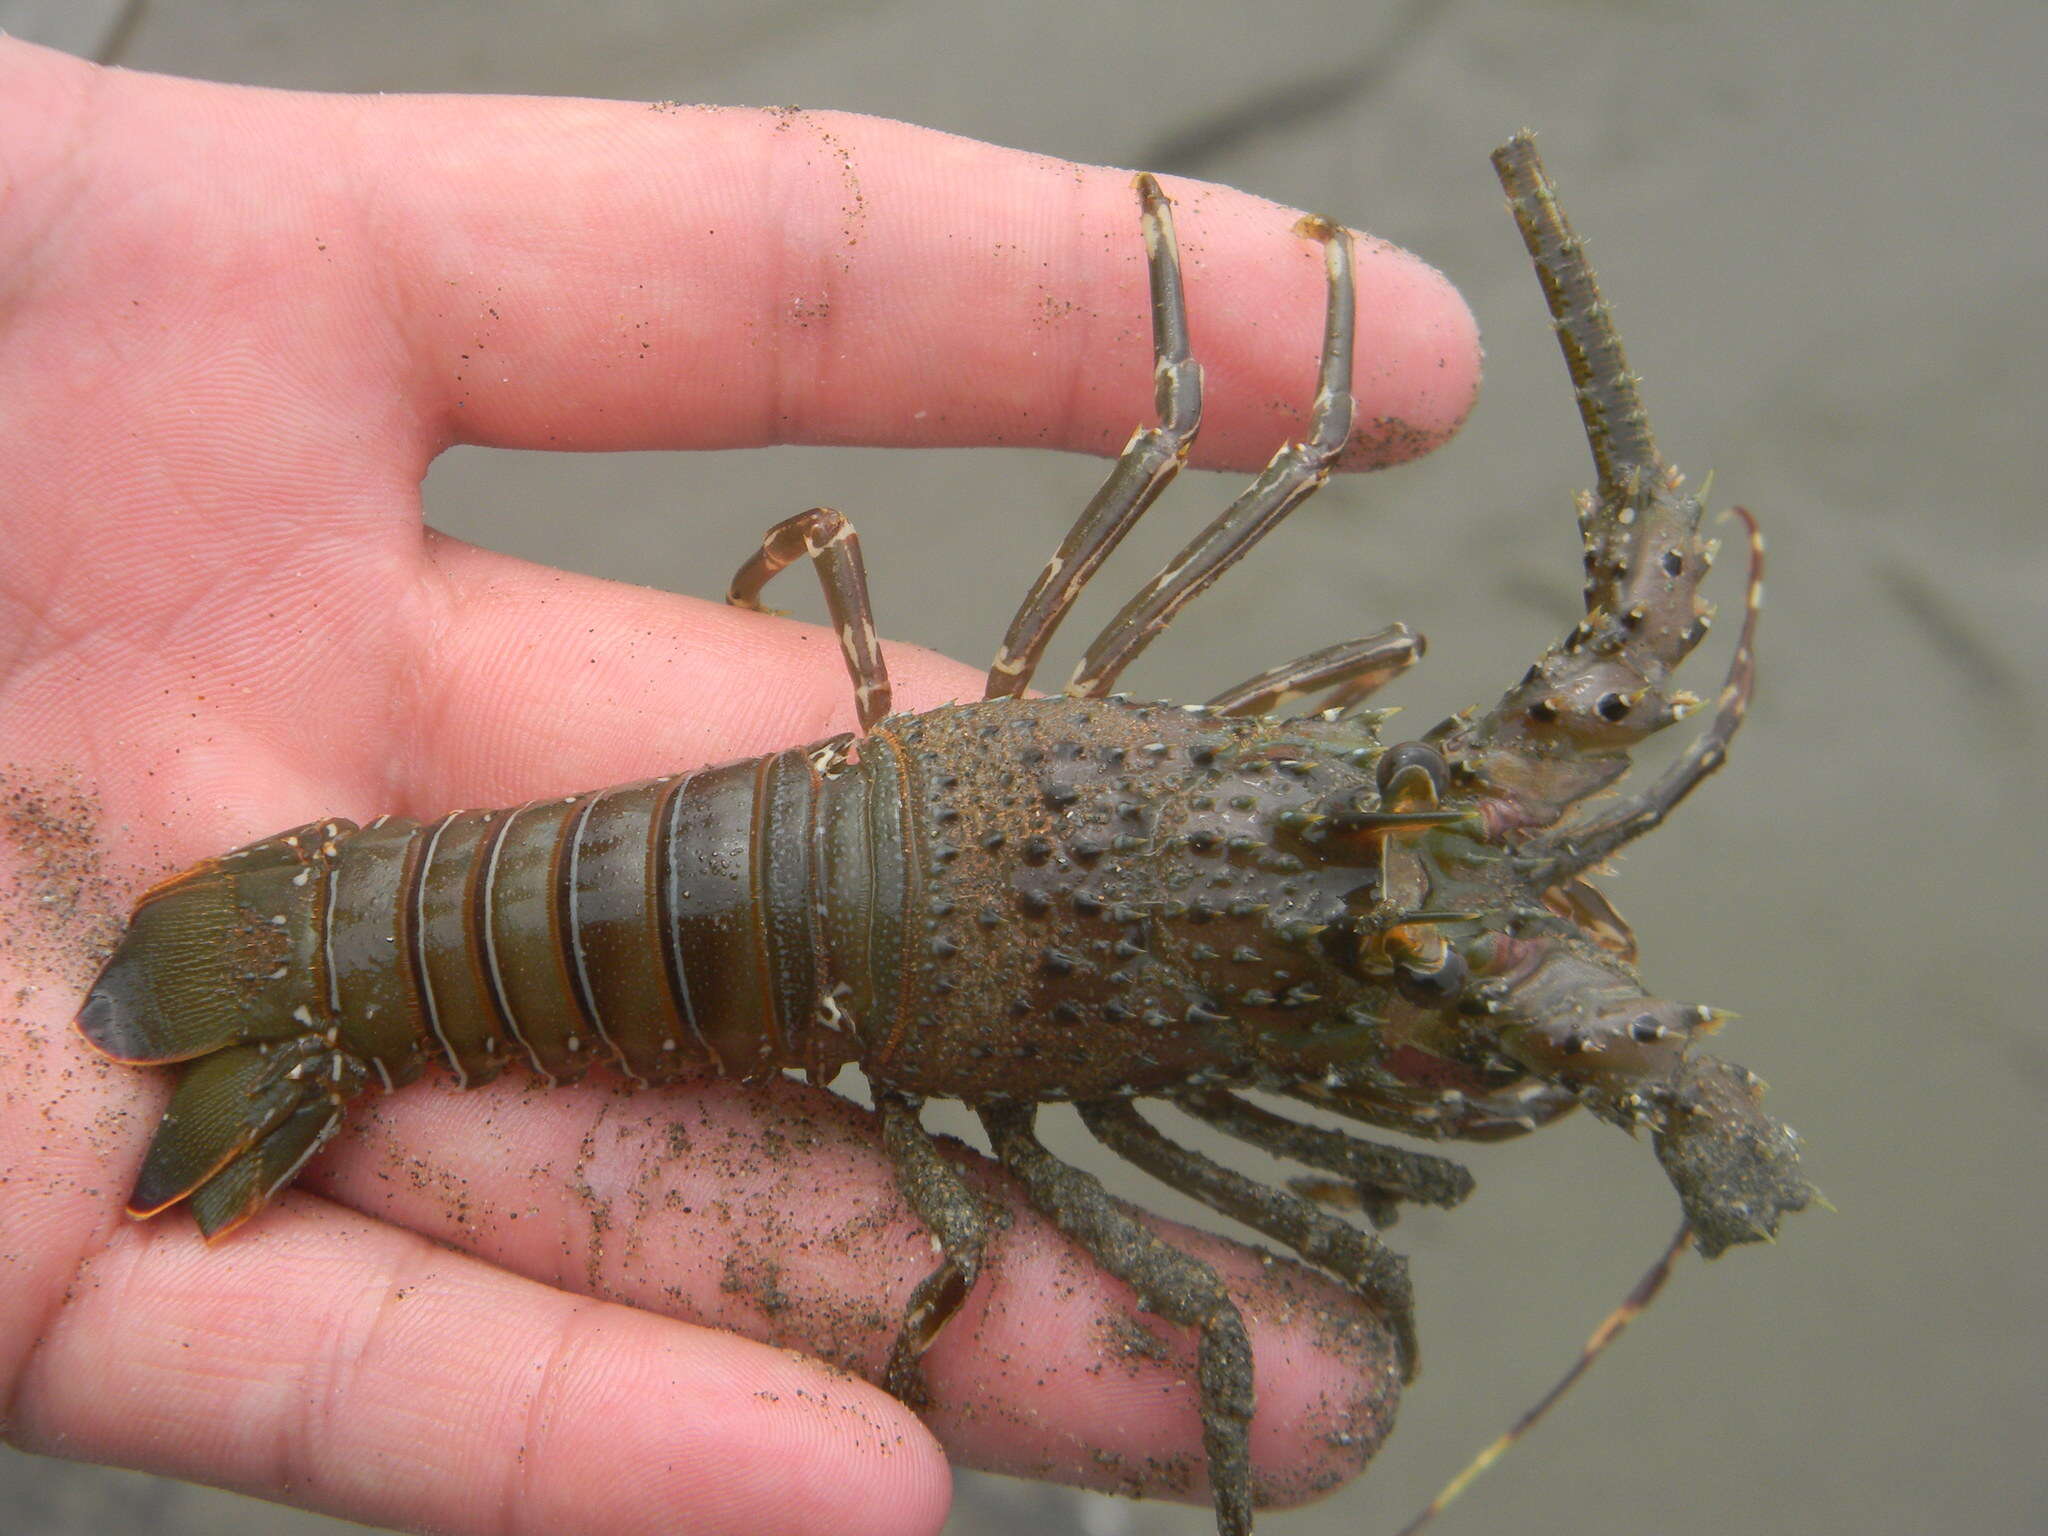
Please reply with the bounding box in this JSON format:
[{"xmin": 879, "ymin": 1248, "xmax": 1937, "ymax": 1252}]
[
  {"xmin": 1394, "ymin": 945, "xmax": 1469, "ymax": 1006},
  {"xmin": 1375, "ymin": 741, "xmax": 1450, "ymax": 806}
]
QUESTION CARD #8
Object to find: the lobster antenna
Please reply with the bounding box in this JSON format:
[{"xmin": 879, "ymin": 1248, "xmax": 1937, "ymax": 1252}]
[
  {"xmin": 1533, "ymin": 505, "xmax": 1767, "ymax": 885},
  {"xmin": 1491, "ymin": 132, "xmax": 1660, "ymax": 498},
  {"xmin": 1390, "ymin": 1223, "xmax": 1692, "ymax": 1536}
]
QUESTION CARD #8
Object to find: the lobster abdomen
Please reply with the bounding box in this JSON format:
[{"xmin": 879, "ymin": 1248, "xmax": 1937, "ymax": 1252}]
[{"xmin": 79, "ymin": 746, "xmax": 890, "ymax": 1235}]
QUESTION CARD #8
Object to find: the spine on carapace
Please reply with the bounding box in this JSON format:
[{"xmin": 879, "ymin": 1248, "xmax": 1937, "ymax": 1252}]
[{"xmin": 78, "ymin": 745, "xmax": 889, "ymax": 1237}]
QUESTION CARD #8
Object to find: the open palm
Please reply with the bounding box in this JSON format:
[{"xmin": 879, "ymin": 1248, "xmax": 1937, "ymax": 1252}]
[{"xmin": 0, "ymin": 39, "xmax": 1481, "ymax": 1536}]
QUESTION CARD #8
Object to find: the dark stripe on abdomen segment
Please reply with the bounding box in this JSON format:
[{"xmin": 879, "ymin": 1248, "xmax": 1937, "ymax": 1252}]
[
  {"xmin": 756, "ymin": 748, "xmax": 822, "ymax": 1073},
  {"xmin": 662, "ymin": 757, "xmax": 783, "ymax": 1080},
  {"xmin": 478, "ymin": 795, "xmax": 599, "ymax": 1083},
  {"xmin": 856, "ymin": 727, "xmax": 917, "ymax": 1067},
  {"xmin": 563, "ymin": 776, "xmax": 709, "ymax": 1085},
  {"xmin": 654, "ymin": 771, "xmax": 709, "ymax": 1068},
  {"xmin": 407, "ymin": 810, "xmax": 516, "ymax": 1087}
]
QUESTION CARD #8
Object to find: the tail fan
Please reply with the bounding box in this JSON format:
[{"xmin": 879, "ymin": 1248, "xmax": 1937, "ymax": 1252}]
[{"xmin": 78, "ymin": 821, "xmax": 369, "ymax": 1237}]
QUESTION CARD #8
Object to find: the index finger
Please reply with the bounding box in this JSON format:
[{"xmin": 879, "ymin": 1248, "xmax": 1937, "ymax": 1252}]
[
  {"xmin": 376, "ymin": 100, "xmax": 1482, "ymax": 468},
  {"xmin": 9, "ymin": 50, "xmax": 1479, "ymax": 474},
  {"xmin": 371, "ymin": 99, "xmax": 1480, "ymax": 467}
]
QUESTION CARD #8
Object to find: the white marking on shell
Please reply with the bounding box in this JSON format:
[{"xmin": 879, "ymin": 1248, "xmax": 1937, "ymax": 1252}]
[
  {"xmin": 321, "ymin": 838, "xmax": 344, "ymax": 1025},
  {"xmin": 480, "ymin": 801, "xmax": 551, "ymax": 1082},
  {"xmin": 815, "ymin": 988, "xmax": 856, "ymax": 1035},
  {"xmin": 411, "ymin": 812, "xmax": 470, "ymax": 1089},
  {"xmin": 563, "ymin": 786, "xmax": 646, "ymax": 1086}
]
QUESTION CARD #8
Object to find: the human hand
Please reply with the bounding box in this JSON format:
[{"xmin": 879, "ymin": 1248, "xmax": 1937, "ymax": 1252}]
[{"xmin": 0, "ymin": 37, "xmax": 1480, "ymax": 1536}]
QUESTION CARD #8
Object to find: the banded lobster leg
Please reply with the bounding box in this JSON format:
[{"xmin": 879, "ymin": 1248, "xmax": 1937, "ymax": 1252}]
[
  {"xmin": 1204, "ymin": 624, "xmax": 1421, "ymax": 717},
  {"xmin": 1176, "ymin": 1089, "xmax": 1475, "ymax": 1227},
  {"xmin": 727, "ymin": 505, "xmax": 894, "ymax": 732},
  {"xmin": 983, "ymin": 182, "xmax": 1362, "ymax": 704},
  {"xmin": 1061, "ymin": 210, "xmax": 1357, "ymax": 700},
  {"xmin": 1078, "ymin": 1097, "xmax": 1422, "ymax": 1377},
  {"xmin": 982, "ymin": 1101, "xmax": 1259, "ymax": 1536},
  {"xmin": 736, "ymin": 181, "xmax": 1382, "ymax": 730},
  {"xmin": 983, "ymin": 173, "xmax": 1204, "ymax": 701}
]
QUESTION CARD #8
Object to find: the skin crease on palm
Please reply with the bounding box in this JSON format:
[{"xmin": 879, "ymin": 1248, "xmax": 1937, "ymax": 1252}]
[{"xmin": 0, "ymin": 38, "xmax": 1483, "ymax": 1536}]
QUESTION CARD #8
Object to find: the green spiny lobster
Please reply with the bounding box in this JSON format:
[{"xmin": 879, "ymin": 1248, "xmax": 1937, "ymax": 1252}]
[{"xmin": 79, "ymin": 133, "xmax": 1813, "ymax": 1535}]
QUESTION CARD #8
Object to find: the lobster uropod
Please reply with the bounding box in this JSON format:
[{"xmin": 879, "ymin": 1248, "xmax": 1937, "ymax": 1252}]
[{"xmin": 80, "ymin": 135, "xmax": 1813, "ymax": 1536}]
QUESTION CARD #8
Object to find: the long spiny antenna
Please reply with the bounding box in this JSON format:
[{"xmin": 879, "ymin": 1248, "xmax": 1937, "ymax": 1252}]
[
  {"xmin": 1430, "ymin": 133, "xmax": 1717, "ymax": 831},
  {"xmin": 1491, "ymin": 132, "xmax": 1659, "ymax": 498},
  {"xmin": 1391, "ymin": 1224, "xmax": 1692, "ymax": 1536}
]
